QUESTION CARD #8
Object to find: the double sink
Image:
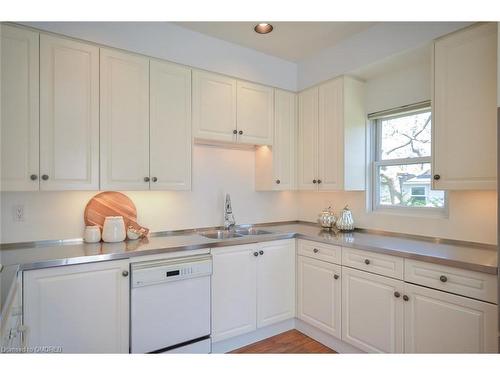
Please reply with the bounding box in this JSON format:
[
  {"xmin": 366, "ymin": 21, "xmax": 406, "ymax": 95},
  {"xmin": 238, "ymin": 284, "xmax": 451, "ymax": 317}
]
[{"xmin": 200, "ymin": 227, "xmax": 272, "ymax": 239}]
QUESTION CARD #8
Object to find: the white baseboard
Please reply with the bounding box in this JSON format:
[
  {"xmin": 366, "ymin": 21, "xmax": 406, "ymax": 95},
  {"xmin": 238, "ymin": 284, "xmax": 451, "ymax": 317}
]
[
  {"xmin": 211, "ymin": 318, "xmax": 363, "ymax": 354},
  {"xmin": 211, "ymin": 319, "xmax": 295, "ymax": 353},
  {"xmin": 294, "ymin": 319, "xmax": 363, "ymax": 353}
]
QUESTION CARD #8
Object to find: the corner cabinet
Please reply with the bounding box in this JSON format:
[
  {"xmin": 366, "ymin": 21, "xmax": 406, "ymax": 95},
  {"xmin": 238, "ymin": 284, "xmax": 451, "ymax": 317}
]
[
  {"xmin": 255, "ymin": 89, "xmax": 297, "ymax": 191},
  {"xmin": 211, "ymin": 240, "xmax": 295, "ymax": 343},
  {"xmin": 39, "ymin": 34, "xmax": 100, "ymax": 190},
  {"xmin": 433, "ymin": 22, "xmax": 497, "ymax": 190},
  {"xmin": 1, "ymin": 25, "xmax": 39, "ymax": 191},
  {"xmin": 23, "ymin": 260, "xmax": 130, "ymax": 353},
  {"xmin": 298, "ymin": 76, "xmax": 366, "ymax": 191}
]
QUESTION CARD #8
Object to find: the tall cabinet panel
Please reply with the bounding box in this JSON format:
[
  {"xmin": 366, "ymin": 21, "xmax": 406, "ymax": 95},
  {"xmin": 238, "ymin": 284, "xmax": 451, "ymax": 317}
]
[
  {"xmin": 150, "ymin": 60, "xmax": 192, "ymax": 191},
  {"xmin": 100, "ymin": 48, "xmax": 150, "ymax": 190},
  {"xmin": 297, "ymin": 87, "xmax": 319, "ymax": 190},
  {"xmin": 40, "ymin": 35, "xmax": 99, "ymax": 190},
  {"xmin": 433, "ymin": 22, "xmax": 497, "ymax": 190},
  {"xmin": 192, "ymin": 70, "xmax": 237, "ymax": 143},
  {"xmin": 1, "ymin": 25, "xmax": 39, "ymax": 191},
  {"xmin": 255, "ymin": 89, "xmax": 296, "ymax": 191},
  {"xmin": 236, "ymin": 81, "xmax": 274, "ymax": 145}
]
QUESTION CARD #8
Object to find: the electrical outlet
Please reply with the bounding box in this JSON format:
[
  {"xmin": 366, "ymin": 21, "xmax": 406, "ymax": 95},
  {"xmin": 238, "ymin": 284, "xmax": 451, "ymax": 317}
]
[{"xmin": 12, "ymin": 204, "xmax": 24, "ymax": 222}]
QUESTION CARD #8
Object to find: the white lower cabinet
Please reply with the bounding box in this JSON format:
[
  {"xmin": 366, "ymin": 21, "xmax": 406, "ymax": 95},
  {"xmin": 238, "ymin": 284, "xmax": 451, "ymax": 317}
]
[
  {"xmin": 404, "ymin": 283, "xmax": 498, "ymax": 353},
  {"xmin": 341, "ymin": 267, "xmax": 404, "ymax": 353},
  {"xmin": 211, "ymin": 240, "xmax": 295, "ymax": 343},
  {"xmin": 297, "ymin": 256, "xmax": 341, "ymax": 338},
  {"xmin": 23, "ymin": 260, "xmax": 130, "ymax": 353}
]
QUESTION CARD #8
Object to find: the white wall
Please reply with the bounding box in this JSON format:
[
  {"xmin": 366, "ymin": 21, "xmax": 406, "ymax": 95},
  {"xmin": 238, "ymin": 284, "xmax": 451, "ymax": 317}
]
[
  {"xmin": 298, "ymin": 22, "xmax": 471, "ymax": 90},
  {"xmin": 19, "ymin": 22, "xmax": 298, "ymax": 91},
  {"xmin": 0, "ymin": 146, "xmax": 299, "ymax": 243}
]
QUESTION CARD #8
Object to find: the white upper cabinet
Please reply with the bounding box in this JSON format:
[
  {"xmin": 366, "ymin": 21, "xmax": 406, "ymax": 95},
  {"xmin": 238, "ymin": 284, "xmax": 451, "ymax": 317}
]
[
  {"xmin": 298, "ymin": 87, "xmax": 319, "ymax": 190},
  {"xmin": 237, "ymin": 81, "xmax": 274, "ymax": 145},
  {"xmin": 23, "ymin": 259, "xmax": 130, "ymax": 353},
  {"xmin": 433, "ymin": 22, "xmax": 497, "ymax": 190},
  {"xmin": 40, "ymin": 35, "xmax": 99, "ymax": 190},
  {"xmin": 150, "ymin": 60, "xmax": 192, "ymax": 191},
  {"xmin": 100, "ymin": 48, "xmax": 150, "ymax": 190},
  {"xmin": 193, "ymin": 70, "xmax": 237, "ymax": 143},
  {"xmin": 404, "ymin": 283, "xmax": 498, "ymax": 353},
  {"xmin": 255, "ymin": 89, "xmax": 296, "ymax": 191},
  {"xmin": 298, "ymin": 76, "xmax": 365, "ymax": 191},
  {"xmin": 1, "ymin": 25, "xmax": 39, "ymax": 191}
]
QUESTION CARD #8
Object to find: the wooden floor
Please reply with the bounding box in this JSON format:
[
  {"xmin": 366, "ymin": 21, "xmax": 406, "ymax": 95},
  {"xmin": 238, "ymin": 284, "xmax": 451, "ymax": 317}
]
[{"xmin": 230, "ymin": 329, "xmax": 336, "ymax": 354}]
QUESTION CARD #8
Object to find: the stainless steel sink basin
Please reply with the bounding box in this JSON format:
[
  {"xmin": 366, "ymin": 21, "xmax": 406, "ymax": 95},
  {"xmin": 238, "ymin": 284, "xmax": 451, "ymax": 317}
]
[
  {"xmin": 235, "ymin": 228, "xmax": 272, "ymax": 236},
  {"xmin": 200, "ymin": 230, "xmax": 243, "ymax": 239}
]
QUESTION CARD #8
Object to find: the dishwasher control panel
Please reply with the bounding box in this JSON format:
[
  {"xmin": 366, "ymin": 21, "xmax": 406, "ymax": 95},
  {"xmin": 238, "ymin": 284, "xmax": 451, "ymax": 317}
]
[{"xmin": 131, "ymin": 255, "xmax": 212, "ymax": 288}]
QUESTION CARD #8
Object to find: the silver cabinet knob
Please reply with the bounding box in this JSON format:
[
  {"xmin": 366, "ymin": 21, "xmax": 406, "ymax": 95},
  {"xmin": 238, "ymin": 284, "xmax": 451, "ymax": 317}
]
[
  {"xmin": 152, "ymin": 177, "xmax": 158, "ymax": 182},
  {"xmin": 313, "ymin": 248, "xmax": 319, "ymax": 253},
  {"xmin": 276, "ymin": 179, "xmax": 281, "ymax": 184},
  {"xmin": 333, "ymin": 274, "xmax": 339, "ymax": 280},
  {"xmin": 41, "ymin": 174, "xmax": 49, "ymax": 181},
  {"xmin": 238, "ymin": 130, "xmax": 243, "ymax": 135},
  {"xmin": 253, "ymin": 252, "xmax": 259, "ymax": 257},
  {"xmin": 433, "ymin": 174, "xmax": 441, "ymax": 180},
  {"xmin": 259, "ymin": 250, "xmax": 264, "ymax": 255},
  {"xmin": 30, "ymin": 174, "xmax": 38, "ymax": 181},
  {"xmin": 394, "ymin": 291, "xmax": 401, "ymax": 298},
  {"xmin": 403, "ymin": 295, "xmax": 409, "ymax": 301},
  {"xmin": 144, "ymin": 177, "xmax": 150, "ymax": 182},
  {"xmin": 440, "ymin": 275, "xmax": 448, "ymax": 282},
  {"xmin": 233, "ymin": 129, "xmax": 238, "ymax": 135},
  {"xmin": 317, "ymin": 179, "xmax": 322, "ymax": 184},
  {"xmin": 122, "ymin": 270, "xmax": 129, "ymax": 277},
  {"xmin": 364, "ymin": 259, "xmax": 370, "ymax": 265},
  {"xmin": 312, "ymin": 179, "xmax": 317, "ymax": 184}
]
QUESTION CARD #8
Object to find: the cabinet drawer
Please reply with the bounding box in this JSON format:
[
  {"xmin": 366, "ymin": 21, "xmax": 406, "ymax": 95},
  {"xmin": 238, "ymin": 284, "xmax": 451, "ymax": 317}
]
[
  {"xmin": 404, "ymin": 259, "xmax": 497, "ymax": 303},
  {"xmin": 342, "ymin": 247, "xmax": 403, "ymax": 279},
  {"xmin": 298, "ymin": 239, "xmax": 341, "ymax": 265}
]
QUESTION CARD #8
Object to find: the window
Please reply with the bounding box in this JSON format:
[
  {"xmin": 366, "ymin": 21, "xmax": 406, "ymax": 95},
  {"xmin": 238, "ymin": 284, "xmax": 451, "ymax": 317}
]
[{"xmin": 370, "ymin": 102, "xmax": 446, "ymax": 212}]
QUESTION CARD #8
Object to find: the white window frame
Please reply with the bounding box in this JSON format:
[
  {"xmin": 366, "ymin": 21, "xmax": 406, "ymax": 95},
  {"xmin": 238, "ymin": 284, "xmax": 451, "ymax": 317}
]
[{"xmin": 368, "ymin": 102, "xmax": 448, "ymax": 217}]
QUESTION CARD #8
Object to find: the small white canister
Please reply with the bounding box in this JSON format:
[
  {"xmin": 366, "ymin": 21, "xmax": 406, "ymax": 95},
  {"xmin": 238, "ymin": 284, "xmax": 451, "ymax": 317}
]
[
  {"xmin": 102, "ymin": 216, "xmax": 126, "ymax": 243},
  {"xmin": 84, "ymin": 225, "xmax": 101, "ymax": 243}
]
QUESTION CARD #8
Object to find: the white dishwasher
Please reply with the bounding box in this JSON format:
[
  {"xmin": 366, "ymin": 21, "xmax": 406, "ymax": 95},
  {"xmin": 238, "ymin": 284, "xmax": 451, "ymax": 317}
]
[{"xmin": 130, "ymin": 255, "xmax": 212, "ymax": 353}]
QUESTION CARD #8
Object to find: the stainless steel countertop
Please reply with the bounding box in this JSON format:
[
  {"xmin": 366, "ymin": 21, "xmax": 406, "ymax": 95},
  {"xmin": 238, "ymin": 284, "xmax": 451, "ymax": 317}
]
[{"xmin": 1, "ymin": 221, "xmax": 497, "ymax": 311}]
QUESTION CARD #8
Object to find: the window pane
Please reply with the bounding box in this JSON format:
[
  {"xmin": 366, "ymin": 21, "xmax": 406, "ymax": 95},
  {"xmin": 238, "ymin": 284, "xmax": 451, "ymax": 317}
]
[
  {"xmin": 380, "ymin": 111, "xmax": 431, "ymax": 160},
  {"xmin": 378, "ymin": 163, "xmax": 445, "ymax": 208}
]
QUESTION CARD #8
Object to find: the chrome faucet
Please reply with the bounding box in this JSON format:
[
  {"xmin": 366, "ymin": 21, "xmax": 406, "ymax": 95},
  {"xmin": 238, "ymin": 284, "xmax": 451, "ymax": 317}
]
[{"xmin": 223, "ymin": 194, "xmax": 236, "ymax": 231}]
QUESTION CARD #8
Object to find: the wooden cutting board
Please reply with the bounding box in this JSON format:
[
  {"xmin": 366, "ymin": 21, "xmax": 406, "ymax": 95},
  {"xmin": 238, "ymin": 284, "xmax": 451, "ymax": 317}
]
[{"xmin": 84, "ymin": 192, "xmax": 149, "ymax": 235}]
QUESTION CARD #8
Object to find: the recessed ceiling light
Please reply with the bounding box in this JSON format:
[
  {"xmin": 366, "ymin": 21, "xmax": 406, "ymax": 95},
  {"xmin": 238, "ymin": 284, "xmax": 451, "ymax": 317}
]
[{"xmin": 254, "ymin": 23, "xmax": 273, "ymax": 34}]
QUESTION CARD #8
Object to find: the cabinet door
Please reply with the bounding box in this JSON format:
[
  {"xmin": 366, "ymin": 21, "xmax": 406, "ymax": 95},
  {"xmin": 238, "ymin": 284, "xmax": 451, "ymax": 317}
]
[
  {"xmin": 192, "ymin": 70, "xmax": 237, "ymax": 143},
  {"xmin": 273, "ymin": 89, "xmax": 297, "ymax": 190},
  {"xmin": 342, "ymin": 267, "xmax": 404, "ymax": 353},
  {"xmin": 211, "ymin": 244, "xmax": 257, "ymax": 342},
  {"xmin": 23, "ymin": 260, "xmax": 130, "ymax": 353},
  {"xmin": 1, "ymin": 25, "xmax": 39, "ymax": 191},
  {"xmin": 297, "ymin": 256, "xmax": 342, "ymax": 338},
  {"xmin": 150, "ymin": 60, "xmax": 192, "ymax": 190},
  {"xmin": 297, "ymin": 87, "xmax": 319, "ymax": 190},
  {"xmin": 404, "ymin": 283, "xmax": 498, "ymax": 353},
  {"xmin": 237, "ymin": 81, "xmax": 274, "ymax": 145},
  {"xmin": 433, "ymin": 23, "xmax": 497, "ymax": 190},
  {"xmin": 39, "ymin": 35, "xmax": 99, "ymax": 190},
  {"xmin": 318, "ymin": 78, "xmax": 343, "ymax": 191},
  {"xmin": 100, "ymin": 48, "xmax": 150, "ymax": 190},
  {"xmin": 256, "ymin": 240, "xmax": 295, "ymax": 328}
]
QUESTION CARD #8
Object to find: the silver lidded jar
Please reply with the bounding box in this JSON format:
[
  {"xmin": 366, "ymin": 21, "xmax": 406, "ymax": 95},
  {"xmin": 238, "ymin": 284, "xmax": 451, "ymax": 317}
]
[
  {"xmin": 318, "ymin": 206, "xmax": 336, "ymax": 229},
  {"xmin": 336, "ymin": 205, "xmax": 355, "ymax": 231}
]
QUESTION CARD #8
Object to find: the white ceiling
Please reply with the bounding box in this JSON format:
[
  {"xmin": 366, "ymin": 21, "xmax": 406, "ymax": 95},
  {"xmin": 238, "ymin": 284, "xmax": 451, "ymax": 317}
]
[{"xmin": 174, "ymin": 22, "xmax": 377, "ymax": 62}]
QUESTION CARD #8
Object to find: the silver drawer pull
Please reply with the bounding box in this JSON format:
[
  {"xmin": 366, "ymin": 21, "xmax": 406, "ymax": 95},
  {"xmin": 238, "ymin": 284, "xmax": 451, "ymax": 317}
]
[
  {"xmin": 313, "ymin": 248, "xmax": 319, "ymax": 253},
  {"xmin": 439, "ymin": 275, "xmax": 448, "ymax": 282},
  {"xmin": 364, "ymin": 259, "xmax": 370, "ymax": 265}
]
